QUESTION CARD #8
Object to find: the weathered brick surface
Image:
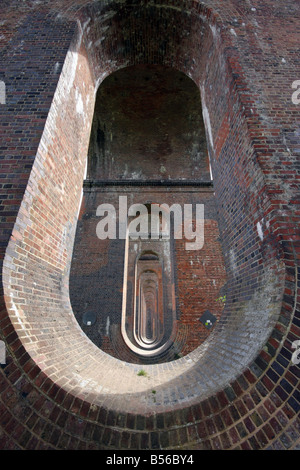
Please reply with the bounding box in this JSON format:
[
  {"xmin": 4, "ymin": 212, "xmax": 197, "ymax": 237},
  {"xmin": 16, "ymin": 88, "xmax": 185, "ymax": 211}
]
[
  {"xmin": 0, "ymin": 0, "xmax": 299, "ymax": 450},
  {"xmin": 86, "ymin": 64, "xmax": 210, "ymax": 182},
  {"xmin": 70, "ymin": 187, "xmax": 226, "ymax": 361},
  {"xmin": 69, "ymin": 62, "xmax": 225, "ymax": 361}
]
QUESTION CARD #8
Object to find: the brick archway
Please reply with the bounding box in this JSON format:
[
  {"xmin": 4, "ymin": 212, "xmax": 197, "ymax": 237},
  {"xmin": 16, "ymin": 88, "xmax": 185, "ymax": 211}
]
[{"xmin": 0, "ymin": 0, "xmax": 299, "ymax": 450}]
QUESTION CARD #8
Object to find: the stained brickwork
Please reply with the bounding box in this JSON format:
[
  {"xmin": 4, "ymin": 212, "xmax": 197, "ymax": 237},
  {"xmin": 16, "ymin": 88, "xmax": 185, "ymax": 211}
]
[
  {"xmin": 86, "ymin": 65, "xmax": 210, "ymax": 182},
  {"xmin": 69, "ymin": 64, "xmax": 226, "ymax": 361},
  {"xmin": 0, "ymin": 0, "xmax": 299, "ymax": 450},
  {"xmin": 70, "ymin": 187, "xmax": 226, "ymax": 362}
]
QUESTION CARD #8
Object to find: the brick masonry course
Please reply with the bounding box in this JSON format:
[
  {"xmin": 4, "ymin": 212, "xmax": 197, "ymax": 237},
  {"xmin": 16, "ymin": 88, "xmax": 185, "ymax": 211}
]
[{"xmin": 0, "ymin": 0, "xmax": 299, "ymax": 450}]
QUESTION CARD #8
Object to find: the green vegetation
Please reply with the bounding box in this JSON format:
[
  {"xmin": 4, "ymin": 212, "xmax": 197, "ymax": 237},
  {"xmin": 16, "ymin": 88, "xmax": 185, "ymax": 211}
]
[{"xmin": 216, "ymin": 295, "xmax": 226, "ymax": 304}]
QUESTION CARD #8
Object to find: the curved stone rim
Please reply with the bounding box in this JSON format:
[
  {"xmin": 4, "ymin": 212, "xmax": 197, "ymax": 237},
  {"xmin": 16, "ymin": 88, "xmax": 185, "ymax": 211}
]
[{"xmin": 1, "ymin": 0, "xmax": 295, "ymax": 422}]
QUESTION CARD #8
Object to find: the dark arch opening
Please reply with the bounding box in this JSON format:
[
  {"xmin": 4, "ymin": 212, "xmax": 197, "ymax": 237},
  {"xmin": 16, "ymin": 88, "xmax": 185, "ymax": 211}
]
[
  {"xmin": 2, "ymin": 3, "xmax": 287, "ymax": 437},
  {"xmin": 86, "ymin": 64, "xmax": 211, "ymax": 184},
  {"xmin": 69, "ymin": 62, "xmax": 227, "ymax": 362}
]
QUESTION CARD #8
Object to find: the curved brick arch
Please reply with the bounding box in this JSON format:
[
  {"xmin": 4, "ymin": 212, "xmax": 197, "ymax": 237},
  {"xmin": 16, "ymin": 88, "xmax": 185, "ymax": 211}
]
[{"xmin": 0, "ymin": 0, "xmax": 299, "ymax": 450}]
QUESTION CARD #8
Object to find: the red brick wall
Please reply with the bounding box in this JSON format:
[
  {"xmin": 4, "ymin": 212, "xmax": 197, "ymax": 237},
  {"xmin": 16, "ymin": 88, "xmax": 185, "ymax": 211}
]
[
  {"xmin": 87, "ymin": 64, "xmax": 210, "ymax": 182},
  {"xmin": 70, "ymin": 188, "xmax": 227, "ymax": 362},
  {"xmin": 69, "ymin": 63, "xmax": 226, "ymax": 362},
  {"xmin": 0, "ymin": 0, "xmax": 299, "ymax": 451}
]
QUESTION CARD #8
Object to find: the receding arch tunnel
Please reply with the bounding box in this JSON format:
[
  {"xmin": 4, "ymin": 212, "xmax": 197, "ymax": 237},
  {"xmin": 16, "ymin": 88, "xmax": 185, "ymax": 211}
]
[
  {"xmin": 2, "ymin": 0, "xmax": 291, "ymax": 450},
  {"xmin": 69, "ymin": 63, "xmax": 227, "ymax": 362}
]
